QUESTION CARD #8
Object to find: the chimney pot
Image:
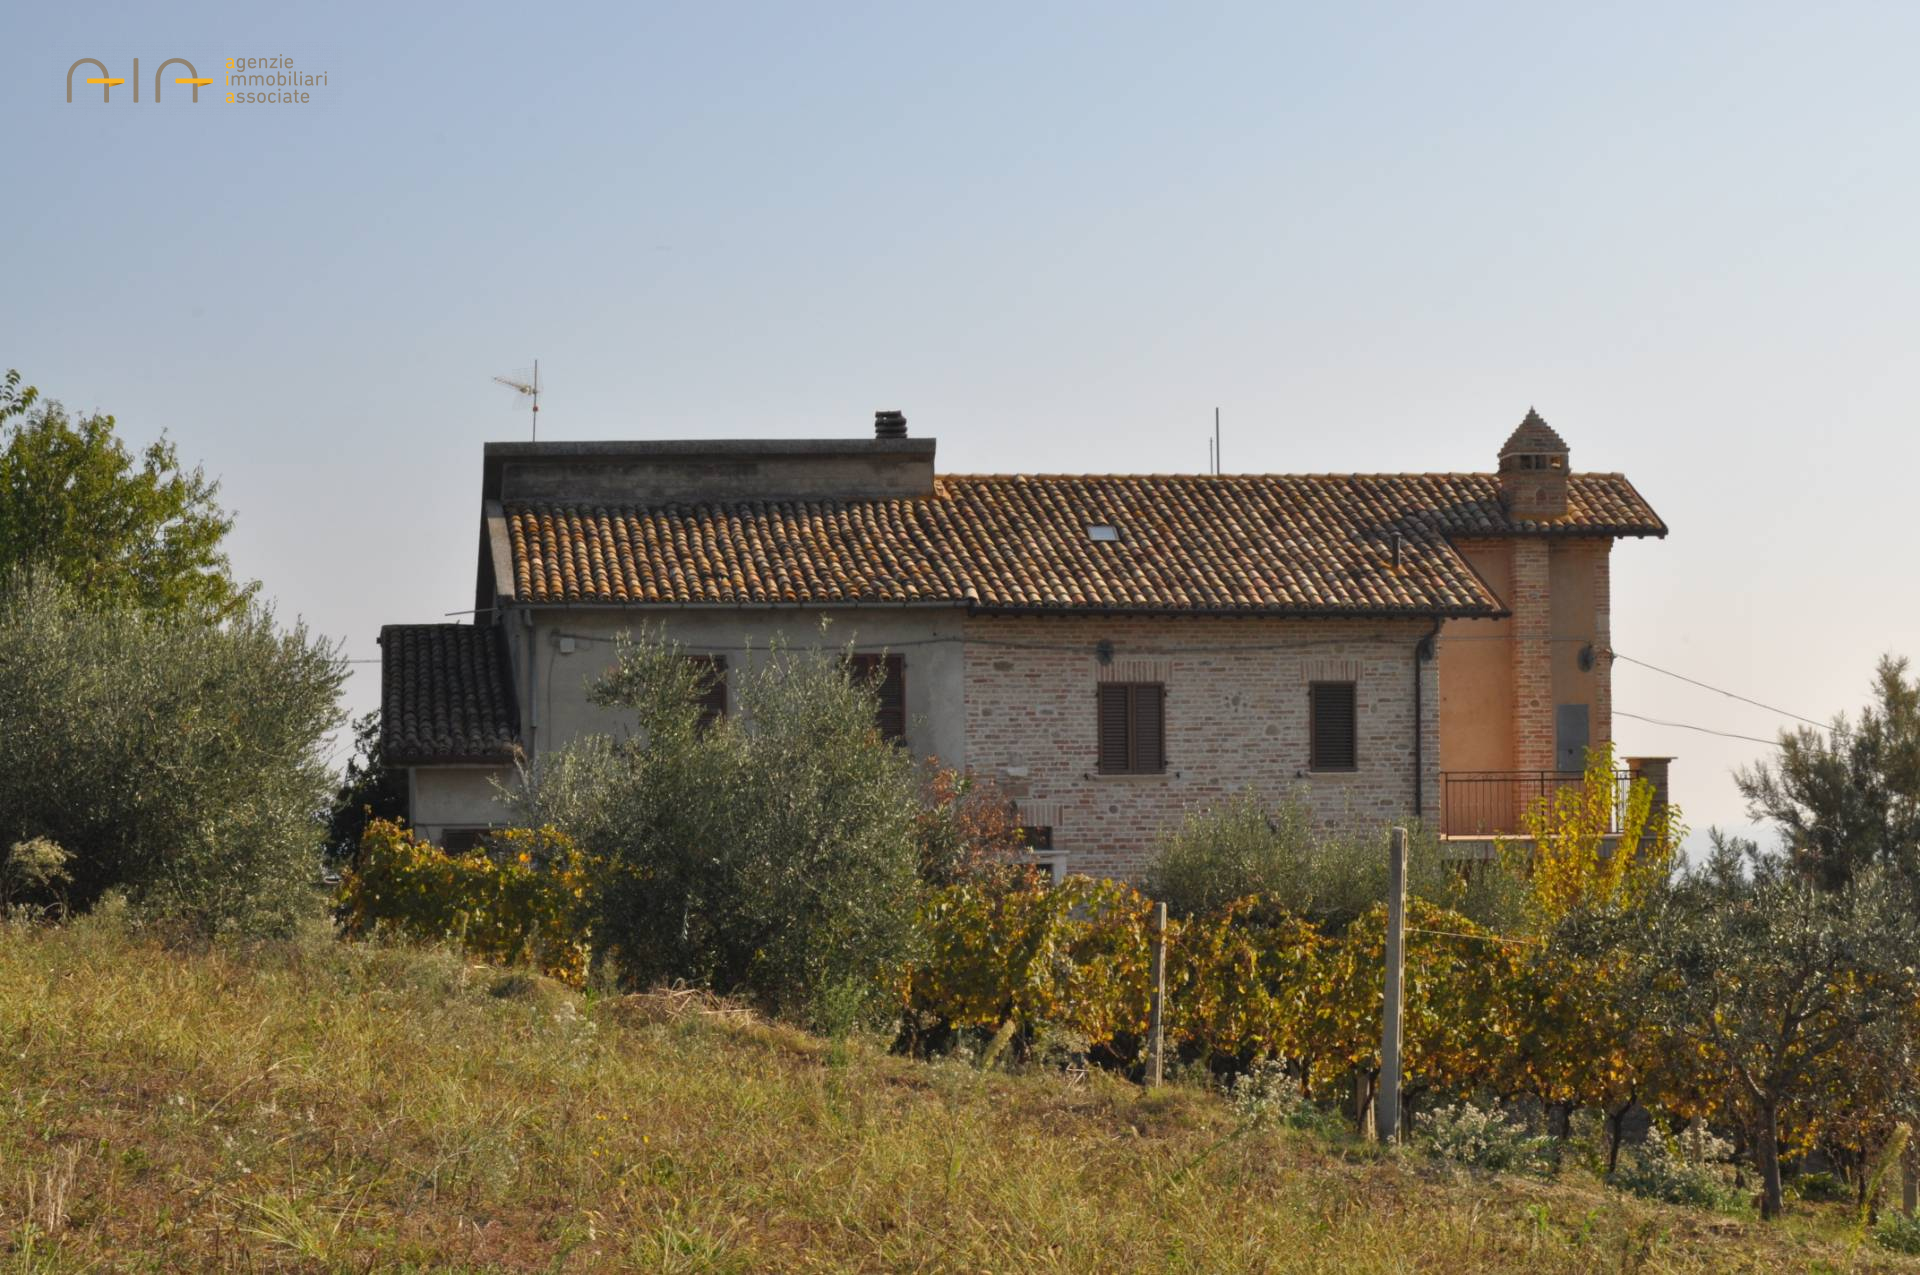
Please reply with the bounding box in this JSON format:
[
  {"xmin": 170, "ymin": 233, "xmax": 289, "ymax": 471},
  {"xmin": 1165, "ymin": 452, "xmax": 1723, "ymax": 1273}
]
[{"xmin": 874, "ymin": 410, "xmax": 907, "ymax": 440}]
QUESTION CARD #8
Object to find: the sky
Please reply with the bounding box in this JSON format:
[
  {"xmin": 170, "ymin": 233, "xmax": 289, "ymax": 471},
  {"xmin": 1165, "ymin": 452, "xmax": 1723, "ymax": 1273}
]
[{"xmin": 5, "ymin": 2, "xmax": 1917, "ymax": 843}]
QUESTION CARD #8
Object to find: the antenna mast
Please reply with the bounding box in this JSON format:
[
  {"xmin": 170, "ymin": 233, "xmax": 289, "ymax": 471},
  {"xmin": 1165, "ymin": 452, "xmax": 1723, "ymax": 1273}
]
[{"xmin": 492, "ymin": 360, "xmax": 541, "ymax": 440}]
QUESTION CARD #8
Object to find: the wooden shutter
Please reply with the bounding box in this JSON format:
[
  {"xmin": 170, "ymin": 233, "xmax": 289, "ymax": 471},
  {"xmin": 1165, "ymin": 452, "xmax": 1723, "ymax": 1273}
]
[
  {"xmin": 1097, "ymin": 682, "xmax": 1165, "ymax": 773},
  {"xmin": 1132, "ymin": 683, "xmax": 1164, "ymax": 773},
  {"xmin": 1097, "ymin": 683, "xmax": 1132, "ymax": 772},
  {"xmin": 851, "ymin": 653, "xmax": 907, "ymax": 741},
  {"xmin": 687, "ymin": 655, "xmax": 727, "ymax": 727},
  {"xmin": 1309, "ymin": 681, "xmax": 1357, "ymax": 770}
]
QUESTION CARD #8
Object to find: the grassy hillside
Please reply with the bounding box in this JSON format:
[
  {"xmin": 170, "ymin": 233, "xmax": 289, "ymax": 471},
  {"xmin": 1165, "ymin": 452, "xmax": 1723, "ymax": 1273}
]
[{"xmin": 0, "ymin": 916, "xmax": 1910, "ymax": 1273}]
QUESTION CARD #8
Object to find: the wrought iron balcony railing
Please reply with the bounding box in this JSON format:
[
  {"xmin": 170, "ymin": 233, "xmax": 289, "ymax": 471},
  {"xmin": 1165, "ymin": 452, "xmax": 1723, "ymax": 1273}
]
[{"xmin": 1439, "ymin": 769, "xmax": 1633, "ymax": 838}]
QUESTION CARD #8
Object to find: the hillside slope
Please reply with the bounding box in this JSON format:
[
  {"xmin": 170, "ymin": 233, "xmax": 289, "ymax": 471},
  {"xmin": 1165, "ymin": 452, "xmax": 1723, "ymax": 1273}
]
[{"xmin": 0, "ymin": 916, "xmax": 1907, "ymax": 1273}]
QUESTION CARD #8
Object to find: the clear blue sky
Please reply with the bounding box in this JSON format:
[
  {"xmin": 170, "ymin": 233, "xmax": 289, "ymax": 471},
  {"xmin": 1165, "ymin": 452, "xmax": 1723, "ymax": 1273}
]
[{"xmin": 6, "ymin": 2, "xmax": 1917, "ymax": 841}]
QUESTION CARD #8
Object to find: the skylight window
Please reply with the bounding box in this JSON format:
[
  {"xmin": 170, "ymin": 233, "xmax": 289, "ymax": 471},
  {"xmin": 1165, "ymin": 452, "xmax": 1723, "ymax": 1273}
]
[{"xmin": 1087, "ymin": 524, "xmax": 1122, "ymax": 543}]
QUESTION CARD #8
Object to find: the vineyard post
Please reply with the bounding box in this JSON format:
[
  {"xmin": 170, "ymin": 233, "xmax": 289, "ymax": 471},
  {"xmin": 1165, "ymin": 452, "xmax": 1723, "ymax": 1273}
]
[
  {"xmin": 1377, "ymin": 826, "xmax": 1408, "ymax": 1143},
  {"xmin": 1147, "ymin": 900, "xmax": 1168, "ymax": 1086}
]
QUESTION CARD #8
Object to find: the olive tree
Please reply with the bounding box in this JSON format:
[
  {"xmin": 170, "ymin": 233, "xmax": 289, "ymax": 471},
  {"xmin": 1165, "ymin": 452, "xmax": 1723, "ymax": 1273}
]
[
  {"xmin": 516, "ymin": 630, "xmax": 923, "ymax": 1024},
  {"xmin": 1635, "ymin": 835, "xmax": 1920, "ymax": 1219},
  {"xmin": 0, "ymin": 577, "xmax": 343, "ymax": 935}
]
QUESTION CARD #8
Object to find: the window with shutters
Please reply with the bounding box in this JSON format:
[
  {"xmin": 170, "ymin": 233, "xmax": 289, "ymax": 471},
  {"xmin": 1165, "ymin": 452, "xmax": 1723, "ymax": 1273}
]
[
  {"xmin": 1096, "ymin": 682, "xmax": 1165, "ymax": 774},
  {"xmin": 686, "ymin": 655, "xmax": 728, "ymax": 727},
  {"xmin": 1308, "ymin": 681, "xmax": 1357, "ymax": 771},
  {"xmin": 849, "ymin": 653, "xmax": 907, "ymax": 742}
]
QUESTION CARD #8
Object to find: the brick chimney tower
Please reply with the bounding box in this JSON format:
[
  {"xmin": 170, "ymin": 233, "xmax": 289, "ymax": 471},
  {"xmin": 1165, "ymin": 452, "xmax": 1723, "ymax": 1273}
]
[{"xmin": 1498, "ymin": 408, "xmax": 1571, "ymax": 520}]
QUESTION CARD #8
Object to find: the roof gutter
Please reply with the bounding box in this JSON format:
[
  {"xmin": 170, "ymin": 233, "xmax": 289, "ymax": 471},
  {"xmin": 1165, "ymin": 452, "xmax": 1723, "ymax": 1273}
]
[
  {"xmin": 1412, "ymin": 616, "xmax": 1442, "ymax": 822},
  {"xmin": 965, "ymin": 603, "xmax": 1508, "ymax": 621}
]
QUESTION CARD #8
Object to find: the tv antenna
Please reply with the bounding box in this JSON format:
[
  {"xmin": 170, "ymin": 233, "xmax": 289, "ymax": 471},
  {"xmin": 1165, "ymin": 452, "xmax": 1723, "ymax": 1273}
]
[{"xmin": 493, "ymin": 360, "xmax": 541, "ymax": 440}]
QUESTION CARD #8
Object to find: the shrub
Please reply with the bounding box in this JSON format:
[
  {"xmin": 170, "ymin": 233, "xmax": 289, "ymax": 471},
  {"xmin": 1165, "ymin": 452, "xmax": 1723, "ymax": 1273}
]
[
  {"xmin": 336, "ymin": 821, "xmax": 594, "ymax": 985},
  {"xmin": 1230, "ymin": 1059, "xmax": 1345, "ymax": 1138},
  {"xmin": 1167, "ymin": 897, "xmax": 1324, "ymax": 1068},
  {"xmin": 1147, "ymin": 790, "xmax": 1520, "ymax": 931},
  {"xmin": 1790, "ymin": 1170, "xmax": 1850, "ymax": 1203},
  {"xmin": 908, "ymin": 873, "xmax": 1153, "ymax": 1057},
  {"xmin": 1611, "ymin": 1122, "xmax": 1742, "ymax": 1210},
  {"xmin": 914, "ymin": 766, "xmax": 1037, "ymax": 886},
  {"xmin": 516, "ymin": 631, "xmax": 923, "ymax": 1020},
  {"xmin": 0, "ymin": 577, "xmax": 342, "ymax": 936},
  {"xmin": 3, "ymin": 837, "xmax": 71, "ymax": 916},
  {"xmin": 1418, "ymin": 1101, "xmax": 1553, "ymax": 1176},
  {"xmin": 1874, "ymin": 1210, "xmax": 1920, "ymax": 1255}
]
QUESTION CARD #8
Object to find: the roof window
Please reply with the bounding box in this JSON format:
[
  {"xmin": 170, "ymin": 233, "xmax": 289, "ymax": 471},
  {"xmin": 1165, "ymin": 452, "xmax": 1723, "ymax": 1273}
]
[{"xmin": 1088, "ymin": 524, "xmax": 1121, "ymax": 543}]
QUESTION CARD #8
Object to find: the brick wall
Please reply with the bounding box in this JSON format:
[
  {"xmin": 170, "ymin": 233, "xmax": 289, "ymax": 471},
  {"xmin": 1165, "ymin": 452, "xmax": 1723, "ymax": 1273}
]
[
  {"xmin": 963, "ymin": 615, "xmax": 1438, "ymax": 881},
  {"xmin": 1509, "ymin": 540, "xmax": 1555, "ymax": 771}
]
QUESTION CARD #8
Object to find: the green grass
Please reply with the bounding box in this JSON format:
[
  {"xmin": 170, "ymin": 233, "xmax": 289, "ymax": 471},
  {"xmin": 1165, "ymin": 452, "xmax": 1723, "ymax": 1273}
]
[{"xmin": 0, "ymin": 913, "xmax": 1910, "ymax": 1273}]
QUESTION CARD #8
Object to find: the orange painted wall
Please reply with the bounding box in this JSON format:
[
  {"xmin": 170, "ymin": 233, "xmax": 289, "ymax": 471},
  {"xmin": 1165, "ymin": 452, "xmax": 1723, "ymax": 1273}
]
[
  {"xmin": 1437, "ymin": 537, "xmax": 1615, "ymax": 773},
  {"xmin": 1437, "ymin": 539, "xmax": 1514, "ymax": 773},
  {"xmin": 1548, "ymin": 540, "xmax": 1610, "ymax": 758}
]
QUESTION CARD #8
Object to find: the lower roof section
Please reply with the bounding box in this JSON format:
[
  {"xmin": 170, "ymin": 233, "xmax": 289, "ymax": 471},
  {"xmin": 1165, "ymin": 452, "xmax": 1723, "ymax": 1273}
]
[{"xmin": 379, "ymin": 624, "xmax": 521, "ymax": 766}]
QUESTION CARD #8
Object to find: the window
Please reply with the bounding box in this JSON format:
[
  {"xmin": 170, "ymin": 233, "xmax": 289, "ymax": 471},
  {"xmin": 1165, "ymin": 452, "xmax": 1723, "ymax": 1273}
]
[
  {"xmin": 1087, "ymin": 523, "xmax": 1121, "ymax": 543},
  {"xmin": 686, "ymin": 654, "xmax": 728, "ymax": 726},
  {"xmin": 849, "ymin": 653, "xmax": 907, "ymax": 741},
  {"xmin": 439, "ymin": 828, "xmax": 491, "ymax": 856},
  {"xmin": 1097, "ymin": 682, "xmax": 1165, "ymax": 774},
  {"xmin": 1018, "ymin": 825, "xmax": 1054, "ymax": 852},
  {"xmin": 1309, "ymin": 681, "xmax": 1357, "ymax": 771}
]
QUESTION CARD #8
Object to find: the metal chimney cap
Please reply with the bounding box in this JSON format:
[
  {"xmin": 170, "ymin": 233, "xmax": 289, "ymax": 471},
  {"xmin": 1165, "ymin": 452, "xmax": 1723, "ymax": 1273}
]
[{"xmin": 873, "ymin": 410, "xmax": 908, "ymax": 439}]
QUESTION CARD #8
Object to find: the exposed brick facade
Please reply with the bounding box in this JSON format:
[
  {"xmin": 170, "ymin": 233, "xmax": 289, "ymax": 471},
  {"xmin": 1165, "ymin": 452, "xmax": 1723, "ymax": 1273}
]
[
  {"xmin": 1509, "ymin": 540, "xmax": 1556, "ymax": 771},
  {"xmin": 963, "ymin": 615, "xmax": 1439, "ymax": 881}
]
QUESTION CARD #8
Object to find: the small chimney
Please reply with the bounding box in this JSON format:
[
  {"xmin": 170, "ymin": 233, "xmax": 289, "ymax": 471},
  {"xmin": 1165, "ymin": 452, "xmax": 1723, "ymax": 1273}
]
[
  {"xmin": 1497, "ymin": 407, "xmax": 1571, "ymax": 519},
  {"xmin": 873, "ymin": 409, "xmax": 908, "ymax": 440}
]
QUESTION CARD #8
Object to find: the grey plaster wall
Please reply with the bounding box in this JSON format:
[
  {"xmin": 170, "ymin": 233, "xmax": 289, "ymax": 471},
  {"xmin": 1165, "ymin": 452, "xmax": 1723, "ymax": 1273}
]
[{"xmin": 508, "ymin": 605, "xmax": 970, "ymax": 768}]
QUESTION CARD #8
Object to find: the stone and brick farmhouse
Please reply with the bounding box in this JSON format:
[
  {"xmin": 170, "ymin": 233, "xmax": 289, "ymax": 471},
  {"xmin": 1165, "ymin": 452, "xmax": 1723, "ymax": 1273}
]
[{"xmin": 379, "ymin": 409, "xmax": 1670, "ymax": 880}]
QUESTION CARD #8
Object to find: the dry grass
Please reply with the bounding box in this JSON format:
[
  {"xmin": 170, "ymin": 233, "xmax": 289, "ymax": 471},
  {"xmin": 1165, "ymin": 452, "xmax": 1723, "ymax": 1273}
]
[{"xmin": 0, "ymin": 913, "xmax": 1911, "ymax": 1273}]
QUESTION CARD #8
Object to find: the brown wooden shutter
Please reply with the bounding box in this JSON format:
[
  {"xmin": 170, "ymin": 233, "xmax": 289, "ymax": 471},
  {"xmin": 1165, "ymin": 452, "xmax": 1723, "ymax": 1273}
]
[
  {"xmin": 687, "ymin": 655, "xmax": 727, "ymax": 727},
  {"xmin": 1097, "ymin": 682, "xmax": 1165, "ymax": 773},
  {"xmin": 1309, "ymin": 681, "xmax": 1357, "ymax": 770},
  {"xmin": 1097, "ymin": 683, "xmax": 1131, "ymax": 772},
  {"xmin": 1132, "ymin": 683, "xmax": 1164, "ymax": 773}
]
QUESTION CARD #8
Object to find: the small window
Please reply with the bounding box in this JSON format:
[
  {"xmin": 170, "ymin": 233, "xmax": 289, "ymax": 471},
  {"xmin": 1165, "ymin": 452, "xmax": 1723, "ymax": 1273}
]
[
  {"xmin": 686, "ymin": 655, "xmax": 727, "ymax": 726},
  {"xmin": 1087, "ymin": 524, "xmax": 1121, "ymax": 542},
  {"xmin": 849, "ymin": 653, "xmax": 907, "ymax": 741},
  {"xmin": 439, "ymin": 828, "xmax": 491, "ymax": 856},
  {"xmin": 1097, "ymin": 682, "xmax": 1165, "ymax": 774},
  {"xmin": 1018, "ymin": 825, "xmax": 1054, "ymax": 852},
  {"xmin": 1309, "ymin": 681, "xmax": 1357, "ymax": 771}
]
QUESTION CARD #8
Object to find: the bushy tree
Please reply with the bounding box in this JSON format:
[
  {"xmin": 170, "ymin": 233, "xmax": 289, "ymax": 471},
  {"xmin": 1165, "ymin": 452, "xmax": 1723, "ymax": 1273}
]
[
  {"xmin": 515, "ymin": 631, "xmax": 923, "ymax": 1023},
  {"xmin": 0, "ymin": 577, "xmax": 343, "ymax": 935},
  {"xmin": 0, "ymin": 370, "xmax": 253, "ymax": 620},
  {"xmin": 1147, "ymin": 789, "xmax": 1518, "ymax": 930},
  {"xmin": 1634, "ymin": 835, "xmax": 1920, "ymax": 1218},
  {"xmin": 1736, "ymin": 655, "xmax": 1920, "ymax": 892},
  {"xmin": 1514, "ymin": 743, "xmax": 1679, "ymax": 931},
  {"xmin": 324, "ymin": 710, "xmax": 408, "ymax": 867}
]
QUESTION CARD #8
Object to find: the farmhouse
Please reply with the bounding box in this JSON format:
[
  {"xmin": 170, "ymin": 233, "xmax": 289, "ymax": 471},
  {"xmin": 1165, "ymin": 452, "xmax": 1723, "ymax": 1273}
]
[{"xmin": 379, "ymin": 409, "xmax": 1669, "ymax": 880}]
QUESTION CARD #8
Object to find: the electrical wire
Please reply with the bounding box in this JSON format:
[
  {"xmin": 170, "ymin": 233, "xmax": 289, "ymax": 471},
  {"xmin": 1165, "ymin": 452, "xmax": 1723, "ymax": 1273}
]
[
  {"xmin": 1614, "ymin": 709, "xmax": 1785, "ymax": 748},
  {"xmin": 1608, "ymin": 649, "xmax": 1832, "ymax": 733}
]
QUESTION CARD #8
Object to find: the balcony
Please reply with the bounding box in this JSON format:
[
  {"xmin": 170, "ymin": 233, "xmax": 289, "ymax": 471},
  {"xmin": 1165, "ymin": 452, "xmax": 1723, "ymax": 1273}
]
[{"xmin": 1438, "ymin": 768, "xmax": 1634, "ymax": 839}]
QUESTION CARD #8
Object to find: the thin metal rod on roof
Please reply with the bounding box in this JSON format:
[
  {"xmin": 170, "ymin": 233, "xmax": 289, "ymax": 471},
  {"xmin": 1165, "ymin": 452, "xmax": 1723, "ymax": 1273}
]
[{"xmin": 1214, "ymin": 407, "xmax": 1221, "ymax": 474}]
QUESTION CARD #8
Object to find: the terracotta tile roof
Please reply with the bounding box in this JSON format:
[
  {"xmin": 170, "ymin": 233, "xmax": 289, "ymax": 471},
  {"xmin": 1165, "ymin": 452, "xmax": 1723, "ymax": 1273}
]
[
  {"xmin": 501, "ymin": 472, "xmax": 1662, "ymax": 614},
  {"xmin": 380, "ymin": 624, "xmax": 520, "ymax": 764}
]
